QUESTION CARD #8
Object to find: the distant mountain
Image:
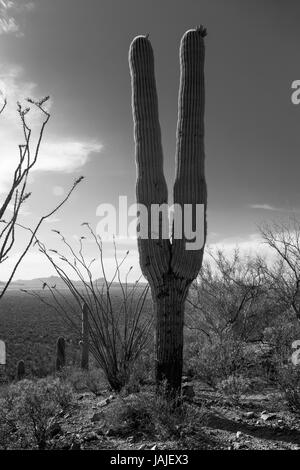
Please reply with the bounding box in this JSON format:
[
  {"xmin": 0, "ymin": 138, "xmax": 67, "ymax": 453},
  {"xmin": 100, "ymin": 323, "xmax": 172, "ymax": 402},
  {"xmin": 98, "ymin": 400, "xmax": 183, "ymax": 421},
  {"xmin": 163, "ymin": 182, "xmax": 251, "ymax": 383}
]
[
  {"xmin": 3, "ymin": 276, "xmax": 105, "ymax": 291},
  {"xmin": 1, "ymin": 275, "xmax": 147, "ymax": 292}
]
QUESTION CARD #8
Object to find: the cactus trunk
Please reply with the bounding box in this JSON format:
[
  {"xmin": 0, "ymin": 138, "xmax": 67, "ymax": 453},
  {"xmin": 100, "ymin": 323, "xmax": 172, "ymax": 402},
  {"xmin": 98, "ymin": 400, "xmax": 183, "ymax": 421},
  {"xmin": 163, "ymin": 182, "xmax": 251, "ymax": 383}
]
[
  {"xmin": 129, "ymin": 27, "xmax": 207, "ymax": 396},
  {"xmin": 16, "ymin": 359, "xmax": 25, "ymax": 381},
  {"xmin": 56, "ymin": 336, "xmax": 65, "ymax": 371},
  {"xmin": 81, "ymin": 303, "xmax": 89, "ymax": 370},
  {"xmin": 154, "ymin": 276, "xmax": 189, "ymax": 393}
]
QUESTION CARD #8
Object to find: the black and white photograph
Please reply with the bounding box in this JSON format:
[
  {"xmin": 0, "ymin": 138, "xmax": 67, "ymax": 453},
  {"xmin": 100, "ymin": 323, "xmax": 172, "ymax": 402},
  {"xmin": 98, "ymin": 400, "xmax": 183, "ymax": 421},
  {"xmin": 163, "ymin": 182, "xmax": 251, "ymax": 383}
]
[{"xmin": 0, "ymin": 0, "xmax": 300, "ymax": 456}]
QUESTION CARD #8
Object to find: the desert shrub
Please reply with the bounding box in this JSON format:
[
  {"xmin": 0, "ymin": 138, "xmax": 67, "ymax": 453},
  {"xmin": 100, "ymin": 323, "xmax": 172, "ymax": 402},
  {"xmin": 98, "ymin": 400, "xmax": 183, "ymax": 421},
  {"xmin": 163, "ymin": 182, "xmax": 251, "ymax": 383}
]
[
  {"xmin": 86, "ymin": 368, "xmax": 106, "ymax": 395},
  {"xmin": 217, "ymin": 374, "xmax": 251, "ymax": 405},
  {"xmin": 187, "ymin": 335, "xmax": 247, "ymax": 388},
  {"xmin": 58, "ymin": 366, "xmax": 88, "ymax": 391},
  {"xmin": 58, "ymin": 366, "xmax": 106, "ymax": 395},
  {"xmin": 263, "ymin": 319, "xmax": 300, "ymax": 361},
  {"xmin": 120, "ymin": 373, "xmax": 142, "ymax": 396},
  {"xmin": 120, "ymin": 350, "xmax": 154, "ymax": 396},
  {"xmin": 277, "ymin": 364, "xmax": 300, "ymax": 412},
  {"xmin": 0, "ymin": 377, "xmax": 73, "ymax": 449},
  {"xmin": 31, "ymin": 227, "xmax": 153, "ymax": 393},
  {"xmin": 106, "ymin": 394, "xmax": 155, "ymax": 437},
  {"xmin": 104, "ymin": 390, "xmax": 206, "ymax": 441},
  {"xmin": 151, "ymin": 392, "xmax": 192, "ymax": 439},
  {"xmin": 260, "ymin": 318, "xmax": 300, "ymax": 383}
]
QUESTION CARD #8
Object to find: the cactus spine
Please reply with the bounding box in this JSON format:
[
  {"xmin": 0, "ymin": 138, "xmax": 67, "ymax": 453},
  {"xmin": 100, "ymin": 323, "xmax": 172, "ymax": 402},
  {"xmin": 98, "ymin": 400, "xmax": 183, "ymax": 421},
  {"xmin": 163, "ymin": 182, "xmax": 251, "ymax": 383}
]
[
  {"xmin": 56, "ymin": 336, "xmax": 66, "ymax": 371},
  {"xmin": 16, "ymin": 359, "xmax": 25, "ymax": 380},
  {"xmin": 81, "ymin": 302, "xmax": 89, "ymax": 370},
  {"xmin": 129, "ymin": 26, "xmax": 207, "ymax": 395}
]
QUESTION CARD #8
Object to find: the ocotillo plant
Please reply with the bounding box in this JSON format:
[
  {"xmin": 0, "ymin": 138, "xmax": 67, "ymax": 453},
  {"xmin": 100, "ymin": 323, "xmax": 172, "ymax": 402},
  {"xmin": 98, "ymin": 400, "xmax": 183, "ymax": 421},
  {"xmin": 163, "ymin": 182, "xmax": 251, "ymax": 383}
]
[
  {"xmin": 56, "ymin": 336, "xmax": 66, "ymax": 371},
  {"xmin": 129, "ymin": 26, "xmax": 207, "ymax": 395},
  {"xmin": 16, "ymin": 360, "xmax": 25, "ymax": 381},
  {"xmin": 81, "ymin": 302, "xmax": 89, "ymax": 370}
]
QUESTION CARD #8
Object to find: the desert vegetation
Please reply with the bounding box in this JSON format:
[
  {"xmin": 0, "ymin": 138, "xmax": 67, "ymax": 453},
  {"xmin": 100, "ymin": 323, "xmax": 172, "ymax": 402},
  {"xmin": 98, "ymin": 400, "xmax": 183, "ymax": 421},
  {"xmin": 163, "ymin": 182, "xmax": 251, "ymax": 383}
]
[
  {"xmin": 1, "ymin": 229, "xmax": 300, "ymax": 449},
  {"xmin": 0, "ymin": 95, "xmax": 82, "ymax": 300},
  {"xmin": 1, "ymin": 27, "xmax": 300, "ymax": 451}
]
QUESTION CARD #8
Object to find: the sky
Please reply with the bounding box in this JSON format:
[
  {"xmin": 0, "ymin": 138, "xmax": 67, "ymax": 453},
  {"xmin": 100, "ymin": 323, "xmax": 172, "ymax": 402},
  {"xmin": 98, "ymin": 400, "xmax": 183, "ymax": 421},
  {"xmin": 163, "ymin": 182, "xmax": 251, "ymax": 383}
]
[{"xmin": 0, "ymin": 0, "xmax": 300, "ymax": 282}]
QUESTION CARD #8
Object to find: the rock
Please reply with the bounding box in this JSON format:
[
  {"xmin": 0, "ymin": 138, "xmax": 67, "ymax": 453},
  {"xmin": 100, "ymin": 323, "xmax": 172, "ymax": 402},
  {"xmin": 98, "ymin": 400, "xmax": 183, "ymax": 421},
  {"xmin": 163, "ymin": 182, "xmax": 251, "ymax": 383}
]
[
  {"xmin": 91, "ymin": 411, "xmax": 104, "ymax": 423},
  {"xmin": 84, "ymin": 432, "xmax": 99, "ymax": 442},
  {"xmin": 48, "ymin": 422, "xmax": 62, "ymax": 438},
  {"xmin": 182, "ymin": 384, "xmax": 195, "ymax": 399},
  {"xmin": 236, "ymin": 431, "xmax": 242, "ymax": 439},
  {"xmin": 78, "ymin": 392, "xmax": 92, "ymax": 400},
  {"xmin": 260, "ymin": 412, "xmax": 276, "ymax": 421},
  {"xmin": 244, "ymin": 411, "xmax": 255, "ymax": 419},
  {"xmin": 292, "ymin": 445, "xmax": 300, "ymax": 451},
  {"xmin": 98, "ymin": 399, "xmax": 110, "ymax": 407},
  {"xmin": 97, "ymin": 395, "xmax": 114, "ymax": 407},
  {"xmin": 277, "ymin": 419, "xmax": 284, "ymax": 425}
]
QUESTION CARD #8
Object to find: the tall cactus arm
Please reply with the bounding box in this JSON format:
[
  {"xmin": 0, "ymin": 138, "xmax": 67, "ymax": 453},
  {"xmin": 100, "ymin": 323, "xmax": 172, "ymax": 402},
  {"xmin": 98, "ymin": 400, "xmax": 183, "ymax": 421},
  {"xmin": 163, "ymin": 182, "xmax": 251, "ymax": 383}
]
[
  {"xmin": 129, "ymin": 28, "xmax": 207, "ymax": 394},
  {"xmin": 172, "ymin": 26, "xmax": 207, "ymax": 281},
  {"xmin": 129, "ymin": 35, "xmax": 171, "ymax": 288}
]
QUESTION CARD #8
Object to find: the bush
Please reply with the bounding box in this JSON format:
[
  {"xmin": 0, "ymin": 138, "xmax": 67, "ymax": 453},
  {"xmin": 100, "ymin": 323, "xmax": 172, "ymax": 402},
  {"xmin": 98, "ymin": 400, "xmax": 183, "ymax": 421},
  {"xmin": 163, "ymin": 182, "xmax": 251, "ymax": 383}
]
[
  {"xmin": 187, "ymin": 335, "xmax": 247, "ymax": 388},
  {"xmin": 106, "ymin": 394, "xmax": 155, "ymax": 438},
  {"xmin": 277, "ymin": 364, "xmax": 300, "ymax": 412},
  {"xmin": 120, "ymin": 351, "xmax": 154, "ymax": 396},
  {"xmin": 217, "ymin": 374, "xmax": 251, "ymax": 405},
  {"xmin": 0, "ymin": 377, "xmax": 73, "ymax": 449},
  {"xmin": 261, "ymin": 319, "xmax": 300, "ymax": 384},
  {"xmin": 34, "ymin": 226, "xmax": 153, "ymax": 393},
  {"xmin": 263, "ymin": 320, "xmax": 300, "ymax": 362},
  {"xmin": 57, "ymin": 366, "xmax": 106, "ymax": 395},
  {"xmin": 104, "ymin": 390, "xmax": 206, "ymax": 441},
  {"xmin": 86, "ymin": 368, "xmax": 106, "ymax": 395}
]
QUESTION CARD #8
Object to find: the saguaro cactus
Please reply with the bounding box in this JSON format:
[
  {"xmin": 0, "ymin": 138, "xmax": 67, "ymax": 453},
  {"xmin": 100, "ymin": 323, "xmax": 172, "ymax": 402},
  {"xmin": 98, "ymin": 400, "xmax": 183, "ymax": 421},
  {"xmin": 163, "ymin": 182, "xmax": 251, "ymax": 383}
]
[
  {"xmin": 81, "ymin": 302, "xmax": 89, "ymax": 370},
  {"xmin": 56, "ymin": 336, "xmax": 66, "ymax": 371},
  {"xmin": 16, "ymin": 359, "xmax": 25, "ymax": 381},
  {"xmin": 129, "ymin": 26, "xmax": 207, "ymax": 395}
]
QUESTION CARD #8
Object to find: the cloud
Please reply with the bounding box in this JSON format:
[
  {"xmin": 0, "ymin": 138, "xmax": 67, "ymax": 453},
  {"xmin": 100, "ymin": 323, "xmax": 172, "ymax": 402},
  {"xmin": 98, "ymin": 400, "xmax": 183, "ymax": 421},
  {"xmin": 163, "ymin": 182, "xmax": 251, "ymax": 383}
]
[
  {"xmin": 0, "ymin": 63, "xmax": 39, "ymax": 123},
  {"xmin": 0, "ymin": 0, "xmax": 34, "ymax": 37},
  {"xmin": 249, "ymin": 204, "xmax": 300, "ymax": 213},
  {"xmin": 250, "ymin": 204, "xmax": 279, "ymax": 211},
  {"xmin": 37, "ymin": 141, "xmax": 102, "ymax": 174},
  {"xmin": 207, "ymin": 232, "xmax": 275, "ymax": 264},
  {"xmin": 0, "ymin": 16, "xmax": 19, "ymax": 35},
  {"xmin": 0, "ymin": 64, "xmax": 102, "ymax": 194}
]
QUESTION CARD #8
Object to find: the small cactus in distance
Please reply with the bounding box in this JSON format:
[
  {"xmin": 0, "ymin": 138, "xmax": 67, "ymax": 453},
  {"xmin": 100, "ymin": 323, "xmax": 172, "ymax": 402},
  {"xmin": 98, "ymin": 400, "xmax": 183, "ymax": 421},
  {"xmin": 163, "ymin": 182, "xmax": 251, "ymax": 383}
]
[
  {"xmin": 16, "ymin": 360, "xmax": 25, "ymax": 381},
  {"xmin": 81, "ymin": 302, "xmax": 89, "ymax": 370},
  {"xmin": 56, "ymin": 336, "xmax": 66, "ymax": 371}
]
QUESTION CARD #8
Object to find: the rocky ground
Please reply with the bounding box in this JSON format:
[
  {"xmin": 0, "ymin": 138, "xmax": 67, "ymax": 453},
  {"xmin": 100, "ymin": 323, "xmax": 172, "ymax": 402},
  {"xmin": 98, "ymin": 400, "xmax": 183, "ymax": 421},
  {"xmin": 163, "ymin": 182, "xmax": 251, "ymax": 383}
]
[{"xmin": 46, "ymin": 381, "xmax": 300, "ymax": 451}]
